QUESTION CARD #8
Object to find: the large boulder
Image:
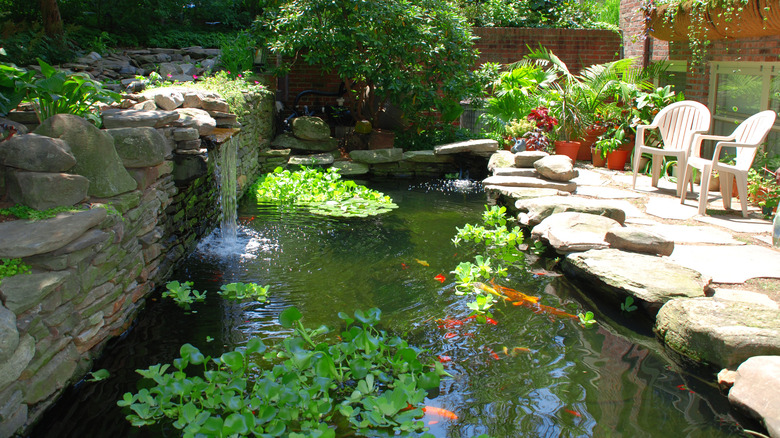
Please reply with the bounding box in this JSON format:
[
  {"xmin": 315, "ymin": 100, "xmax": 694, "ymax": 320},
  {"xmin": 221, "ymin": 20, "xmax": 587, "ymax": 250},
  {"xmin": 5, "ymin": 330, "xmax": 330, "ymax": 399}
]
[
  {"xmin": 292, "ymin": 116, "xmax": 331, "ymax": 141},
  {"xmin": 5, "ymin": 171, "xmax": 89, "ymax": 210},
  {"xmin": 34, "ymin": 114, "xmax": 137, "ymax": 197},
  {"xmin": 534, "ymin": 155, "xmax": 578, "ymax": 182},
  {"xmin": 562, "ymin": 248, "xmax": 709, "ymax": 315},
  {"xmin": 0, "ymin": 133, "xmax": 76, "ymax": 172},
  {"xmin": 727, "ymin": 356, "xmax": 780, "ymax": 438},
  {"xmin": 106, "ymin": 127, "xmax": 166, "ymax": 168},
  {"xmin": 531, "ymin": 212, "xmax": 619, "ymax": 254},
  {"xmin": 655, "ymin": 296, "xmax": 780, "ymax": 368},
  {"xmin": 271, "ymin": 133, "xmax": 339, "ymax": 152},
  {"xmin": 516, "ymin": 196, "xmax": 627, "ymax": 226},
  {"xmin": 487, "ymin": 150, "xmax": 516, "ymax": 172}
]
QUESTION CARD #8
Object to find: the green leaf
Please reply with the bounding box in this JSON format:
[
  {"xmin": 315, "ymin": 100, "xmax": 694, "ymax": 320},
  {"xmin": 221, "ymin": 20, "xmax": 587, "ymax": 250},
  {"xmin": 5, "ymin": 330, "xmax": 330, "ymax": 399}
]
[
  {"xmin": 279, "ymin": 307, "xmax": 302, "ymax": 328},
  {"xmin": 220, "ymin": 351, "xmax": 245, "ymax": 372},
  {"xmin": 86, "ymin": 368, "xmax": 110, "ymax": 382},
  {"xmin": 223, "ymin": 412, "xmax": 249, "ymax": 435}
]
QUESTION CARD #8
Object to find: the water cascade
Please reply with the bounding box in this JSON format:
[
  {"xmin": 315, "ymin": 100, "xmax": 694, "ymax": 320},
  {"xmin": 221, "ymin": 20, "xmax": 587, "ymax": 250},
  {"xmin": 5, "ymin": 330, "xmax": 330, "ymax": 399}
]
[{"xmin": 217, "ymin": 135, "xmax": 238, "ymax": 242}]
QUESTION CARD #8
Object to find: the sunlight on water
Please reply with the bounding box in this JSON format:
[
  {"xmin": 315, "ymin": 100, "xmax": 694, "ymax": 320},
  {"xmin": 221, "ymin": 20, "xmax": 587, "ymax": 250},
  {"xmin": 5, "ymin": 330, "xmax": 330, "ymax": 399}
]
[{"xmin": 195, "ymin": 224, "xmax": 277, "ymax": 261}]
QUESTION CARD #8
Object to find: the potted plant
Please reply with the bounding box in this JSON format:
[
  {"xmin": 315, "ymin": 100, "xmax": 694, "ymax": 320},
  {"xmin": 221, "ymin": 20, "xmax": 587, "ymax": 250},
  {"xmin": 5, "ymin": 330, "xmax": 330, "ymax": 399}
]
[
  {"xmin": 526, "ymin": 47, "xmax": 589, "ymax": 162},
  {"xmin": 594, "ymin": 122, "xmax": 632, "ymax": 170},
  {"xmin": 748, "ymin": 166, "xmax": 780, "ymax": 217},
  {"xmin": 521, "ymin": 106, "xmax": 558, "ymax": 152}
]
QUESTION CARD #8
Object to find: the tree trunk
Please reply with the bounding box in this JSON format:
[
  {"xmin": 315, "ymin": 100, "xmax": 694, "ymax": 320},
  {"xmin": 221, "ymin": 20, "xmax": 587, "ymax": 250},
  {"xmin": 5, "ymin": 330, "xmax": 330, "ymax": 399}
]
[{"xmin": 40, "ymin": 0, "xmax": 64, "ymax": 38}]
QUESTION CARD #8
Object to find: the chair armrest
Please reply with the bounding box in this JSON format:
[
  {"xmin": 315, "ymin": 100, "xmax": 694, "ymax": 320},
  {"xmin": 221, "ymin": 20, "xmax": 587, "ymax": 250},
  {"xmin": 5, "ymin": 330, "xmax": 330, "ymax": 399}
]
[
  {"xmin": 690, "ymin": 133, "xmax": 735, "ymax": 158},
  {"xmin": 712, "ymin": 141, "xmax": 759, "ymax": 161}
]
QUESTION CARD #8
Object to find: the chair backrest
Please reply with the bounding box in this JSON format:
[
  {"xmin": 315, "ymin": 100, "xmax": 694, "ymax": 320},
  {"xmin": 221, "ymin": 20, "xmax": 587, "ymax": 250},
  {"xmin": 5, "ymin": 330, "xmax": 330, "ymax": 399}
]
[
  {"xmin": 653, "ymin": 100, "xmax": 711, "ymax": 151},
  {"xmin": 730, "ymin": 110, "xmax": 777, "ymax": 170}
]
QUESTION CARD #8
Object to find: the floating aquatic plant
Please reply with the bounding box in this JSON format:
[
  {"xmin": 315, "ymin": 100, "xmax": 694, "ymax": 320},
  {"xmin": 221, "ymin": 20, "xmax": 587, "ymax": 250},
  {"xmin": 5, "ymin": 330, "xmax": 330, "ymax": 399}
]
[{"xmin": 253, "ymin": 167, "xmax": 398, "ymax": 218}]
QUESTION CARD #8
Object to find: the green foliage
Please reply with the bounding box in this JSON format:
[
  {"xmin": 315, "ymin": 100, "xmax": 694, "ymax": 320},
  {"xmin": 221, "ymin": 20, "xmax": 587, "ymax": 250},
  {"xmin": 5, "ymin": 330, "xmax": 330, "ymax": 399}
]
[
  {"xmin": 621, "ymin": 296, "xmax": 638, "ymax": 313},
  {"xmin": 479, "ymin": 64, "xmax": 554, "ymax": 135},
  {"xmin": 219, "ymin": 31, "xmax": 255, "ymax": 79},
  {"xmin": 263, "ymin": 0, "xmax": 479, "ymax": 131},
  {"xmin": 217, "ymin": 282, "xmax": 270, "ymax": 301},
  {"xmin": 453, "ymin": 0, "xmax": 607, "ymax": 29},
  {"xmin": 86, "ymin": 369, "xmax": 111, "ymax": 382},
  {"xmin": 190, "ymin": 71, "xmax": 268, "ymax": 117},
  {"xmin": 253, "ymin": 167, "xmax": 398, "ymax": 218},
  {"xmin": 578, "ymin": 311, "xmax": 598, "ymax": 327},
  {"xmin": 119, "ymin": 307, "xmax": 448, "ymax": 437},
  {"xmin": 0, "ymin": 204, "xmax": 84, "ymax": 220},
  {"xmin": 0, "ymin": 258, "xmax": 31, "ymax": 285},
  {"xmin": 451, "ymin": 205, "xmax": 526, "ymax": 315},
  {"xmin": 0, "ymin": 63, "xmax": 34, "ymax": 117},
  {"xmin": 4, "ymin": 59, "xmax": 120, "ymax": 126},
  {"xmin": 0, "ymin": 25, "xmax": 79, "ymax": 66},
  {"xmin": 162, "ymin": 281, "xmax": 207, "ymax": 310}
]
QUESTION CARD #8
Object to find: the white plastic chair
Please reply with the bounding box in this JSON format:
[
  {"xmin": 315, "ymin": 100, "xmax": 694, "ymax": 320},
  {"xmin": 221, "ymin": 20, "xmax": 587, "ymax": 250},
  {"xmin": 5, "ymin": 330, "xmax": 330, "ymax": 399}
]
[
  {"xmin": 679, "ymin": 110, "xmax": 776, "ymax": 217},
  {"xmin": 632, "ymin": 100, "xmax": 711, "ymax": 196}
]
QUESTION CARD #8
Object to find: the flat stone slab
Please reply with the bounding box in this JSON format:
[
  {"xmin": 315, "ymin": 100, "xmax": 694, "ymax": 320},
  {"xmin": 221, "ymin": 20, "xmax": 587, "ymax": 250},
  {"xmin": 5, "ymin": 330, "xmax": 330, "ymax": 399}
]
[
  {"xmin": 670, "ymin": 245, "xmax": 780, "ymax": 283},
  {"xmin": 484, "ymin": 186, "xmax": 565, "ymax": 209},
  {"xmin": 514, "ymin": 151, "xmax": 548, "ymax": 168},
  {"xmin": 332, "ymin": 161, "xmax": 369, "ymax": 175},
  {"xmin": 288, "ymin": 153, "xmax": 334, "ymax": 166},
  {"xmin": 493, "ymin": 167, "xmax": 537, "ymax": 177},
  {"xmin": 516, "ymin": 196, "xmax": 627, "ymax": 226},
  {"xmin": 574, "ymin": 185, "xmax": 644, "ymax": 199},
  {"xmin": 645, "ymin": 197, "xmax": 698, "ymax": 220},
  {"xmin": 641, "ymin": 224, "xmax": 745, "ymax": 245},
  {"xmin": 728, "ymin": 356, "xmax": 780, "ymax": 438},
  {"xmin": 695, "ymin": 215, "xmax": 773, "ymax": 235},
  {"xmin": 0, "ymin": 208, "xmax": 107, "ymax": 258},
  {"xmin": 349, "ymin": 148, "xmax": 403, "ymax": 164},
  {"xmin": 434, "ymin": 139, "xmax": 498, "ymax": 155},
  {"xmin": 562, "ymin": 248, "xmax": 709, "ymax": 316},
  {"xmin": 402, "ymin": 150, "xmax": 454, "ymax": 163},
  {"xmin": 482, "ymin": 175, "xmax": 576, "ymax": 193},
  {"xmin": 655, "ymin": 297, "xmax": 780, "ymax": 368},
  {"xmin": 605, "ymin": 226, "xmax": 674, "ymax": 256},
  {"xmin": 570, "ymin": 167, "xmax": 608, "ymax": 186},
  {"xmin": 102, "ymin": 109, "xmax": 179, "ymax": 129},
  {"xmin": 531, "ymin": 212, "xmax": 619, "ymax": 254},
  {"xmin": 488, "ymin": 151, "xmax": 516, "ymax": 171}
]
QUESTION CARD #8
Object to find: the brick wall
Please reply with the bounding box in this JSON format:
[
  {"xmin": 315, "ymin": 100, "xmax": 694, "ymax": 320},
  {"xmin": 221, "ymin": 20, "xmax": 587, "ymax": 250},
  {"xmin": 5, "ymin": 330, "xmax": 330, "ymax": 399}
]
[
  {"xmin": 273, "ymin": 27, "xmax": 624, "ymax": 112},
  {"xmin": 619, "ymin": 0, "xmax": 669, "ymax": 64}
]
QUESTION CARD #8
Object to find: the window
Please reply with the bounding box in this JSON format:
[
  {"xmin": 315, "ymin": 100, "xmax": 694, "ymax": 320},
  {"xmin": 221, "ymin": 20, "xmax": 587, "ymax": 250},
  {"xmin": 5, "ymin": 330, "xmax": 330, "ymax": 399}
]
[
  {"xmin": 656, "ymin": 61, "xmax": 688, "ymax": 95},
  {"xmin": 709, "ymin": 62, "xmax": 780, "ymax": 158}
]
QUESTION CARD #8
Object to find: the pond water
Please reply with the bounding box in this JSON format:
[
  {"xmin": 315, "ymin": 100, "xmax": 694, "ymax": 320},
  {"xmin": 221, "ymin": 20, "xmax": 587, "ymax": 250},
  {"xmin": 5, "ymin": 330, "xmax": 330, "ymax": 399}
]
[{"xmin": 31, "ymin": 179, "xmax": 751, "ymax": 438}]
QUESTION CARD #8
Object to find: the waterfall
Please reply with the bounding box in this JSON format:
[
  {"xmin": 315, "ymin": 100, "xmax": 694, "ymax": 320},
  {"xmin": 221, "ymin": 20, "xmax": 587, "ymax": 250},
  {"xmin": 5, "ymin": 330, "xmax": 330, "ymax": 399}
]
[{"xmin": 217, "ymin": 136, "xmax": 238, "ymax": 242}]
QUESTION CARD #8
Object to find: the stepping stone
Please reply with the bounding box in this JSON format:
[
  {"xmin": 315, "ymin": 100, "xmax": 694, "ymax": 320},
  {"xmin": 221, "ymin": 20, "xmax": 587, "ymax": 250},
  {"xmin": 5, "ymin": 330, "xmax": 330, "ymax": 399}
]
[
  {"xmin": 485, "ymin": 186, "xmax": 565, "ymax": 212},
  {"xmin": 645, "ymin": 197, "xmax": 698, "ymax": 220},
  {"xmin": 482, "ymin": 175, "xmax": 576, "ymax": 193},
  {"xmin": 570, "ymin": 167, "xmax": 608, "ymax": 186},
  {"xmin": 493, "ymin": 167, "xmax": 537, "ymax": 177},
  {"xmin": 515, "ymin": 196, "xmax": 627, "ymax": 226},
  {"xmin": 575, "ymin": 185, "xmax": 644, "ymax": 199},
  {"xmin": 332, "ymin": 161, "xmax": 369, "ymax": 175},
  {"xmin": 514, "ymin": 151, "xmax": 548, "ymax": 168},
  {"xmin": 562, "ymin": 248, "xmax": 709, "ymax": 316},
  {"xmin": 534, "ymin": 155, "xmax": 578, "ymax": 182},
  {"xmin": 696, "ymin": 215, "xmax": 773, "ymax": 235},
  {"xmin": 727, "ymin": 356, "xmax": 780, "ymax": 438},
  {"xmin": 605, "ymin": 226, "xmax": 674, "ymax": 256},
  {"xmin": 642, "ymin": 224, "xmax": 745, "ymax": 245},
  {"xmin": 670, "ymin": 245, "xmax": 780, "ymax": 283},
  {"xmin": 350, "ymin": 148, "xmax": 403, "ymax": 164},
  {"xmin": 531, "ymin": 212, "xmax": 619, "ymax": 254},
  {"xmin": 434, "ymin": 139, "xmax": 498, "ymax": 155},
  {"xmin": 288, "ymin": 153, "xmax": 334, "ymax": 167},
  {"xmin": 655, "ymin": 297, "xmax": 780, "ymax": 368}
]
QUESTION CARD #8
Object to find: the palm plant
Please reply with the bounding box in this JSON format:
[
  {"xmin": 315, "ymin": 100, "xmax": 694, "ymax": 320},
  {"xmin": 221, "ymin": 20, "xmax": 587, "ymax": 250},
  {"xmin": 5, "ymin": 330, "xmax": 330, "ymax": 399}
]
[{"xmin": 479, "ymin": 63, "xmax": 554, "ymax": 134}]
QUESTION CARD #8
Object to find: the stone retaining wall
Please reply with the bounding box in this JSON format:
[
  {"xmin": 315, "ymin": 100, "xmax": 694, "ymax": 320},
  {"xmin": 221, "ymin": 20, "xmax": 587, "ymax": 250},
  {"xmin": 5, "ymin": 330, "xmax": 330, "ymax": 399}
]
[{"xmin": 0, "ymin": 85, "xmax": 274, "ymax": 437}]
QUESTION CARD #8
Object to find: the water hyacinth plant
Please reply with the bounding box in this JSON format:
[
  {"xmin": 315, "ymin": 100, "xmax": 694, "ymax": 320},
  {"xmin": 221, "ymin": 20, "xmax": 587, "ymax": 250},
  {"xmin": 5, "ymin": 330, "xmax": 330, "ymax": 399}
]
[
  {"xmin": 253, "ymin": 167, "xmax": 398, "ymax": 218},
  {"xmin": 118, "ymin": 307, "xmax": 449, "ymax": 437}
]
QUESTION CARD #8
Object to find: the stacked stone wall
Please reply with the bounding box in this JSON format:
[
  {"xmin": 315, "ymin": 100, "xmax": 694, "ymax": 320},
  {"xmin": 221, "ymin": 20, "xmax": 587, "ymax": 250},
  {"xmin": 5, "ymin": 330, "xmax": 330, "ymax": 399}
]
[{"xmin": 0, "ymin": 85, "xmax": 273, "ymax": 437}]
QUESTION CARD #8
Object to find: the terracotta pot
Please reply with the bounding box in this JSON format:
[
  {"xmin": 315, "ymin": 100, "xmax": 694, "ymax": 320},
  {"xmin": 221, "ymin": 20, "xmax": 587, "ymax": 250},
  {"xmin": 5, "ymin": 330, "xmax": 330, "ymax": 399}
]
[
  {"xmin": 606, "ymin": 149, "xmax": 630, "ymax": 170},
  {"xmin": 577, "ymin": 126, "xmax": 606, "ymax": 160},
  {"xmin": 368, "ymin": 129, "xmax": 395, "ymax": 150},
  {"xmin": 554, "ymin": 140, "xmax": 582, "ymax": 162},
  {"xmin": 591, "ymin": 148, "xmax": 606, "ymax": 167}
]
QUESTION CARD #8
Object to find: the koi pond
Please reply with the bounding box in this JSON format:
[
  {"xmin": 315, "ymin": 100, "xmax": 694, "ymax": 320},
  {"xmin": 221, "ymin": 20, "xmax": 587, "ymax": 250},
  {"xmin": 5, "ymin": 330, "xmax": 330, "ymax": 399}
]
[{"xmin": 31, "ymin": 179, "xmax": 750, "ymax": 437}]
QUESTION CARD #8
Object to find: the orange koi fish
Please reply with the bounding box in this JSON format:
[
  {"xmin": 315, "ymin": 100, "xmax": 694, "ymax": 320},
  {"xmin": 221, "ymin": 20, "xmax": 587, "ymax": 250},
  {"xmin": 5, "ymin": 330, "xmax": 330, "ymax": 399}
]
[
  {"xmin": 486, "ymin": 348, "xmax": 500, "ymax": 360},
  {"xmin": 423, "ymin": 406, "xmax": 458, "ymax": 420},
  {"xmin": 490, "ymin": 280, "xmax": 540, "ymax": 304},
  {"xmin": 444, "ymin": 332, "xmax": 456, "ymax": 339},
  {"xmin": 437, "ymin": 355, "xmax": 452, "ymax": 363},
  {"xmin": 437, "ymin": 318, "xmax": 463, "ymax": 329},
  {"xmin": 415, "ymin": 258, "xmax": 430, "ymax": 267},
  {"xmin": 564, "ymin": 409, "xmax": 581, "ymax": 417},
  {"xmin": 434, "ymin": 274, "xmax": 446, "ymax": 283},
  {"xmin": 401, "ymin": 263, "xmax": 408, "ymax": 270},
  {"xmin": 502, "ymin": 346, "xmax": 530, "ymax": 356},
  {"xmin": 512, "ymin": 300, "xmax": 577, "ymax": 319},
  {"xmin": 485, "ymin": 317, "xmax": 498, "ymax": 325}
]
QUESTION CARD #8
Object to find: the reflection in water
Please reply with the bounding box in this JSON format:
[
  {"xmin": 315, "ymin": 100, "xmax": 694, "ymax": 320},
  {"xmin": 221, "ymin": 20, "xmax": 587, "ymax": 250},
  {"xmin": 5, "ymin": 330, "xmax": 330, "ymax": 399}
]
[{"xmin": 30, "ymin": 180, "xmax": 747, "ymax": 438}]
